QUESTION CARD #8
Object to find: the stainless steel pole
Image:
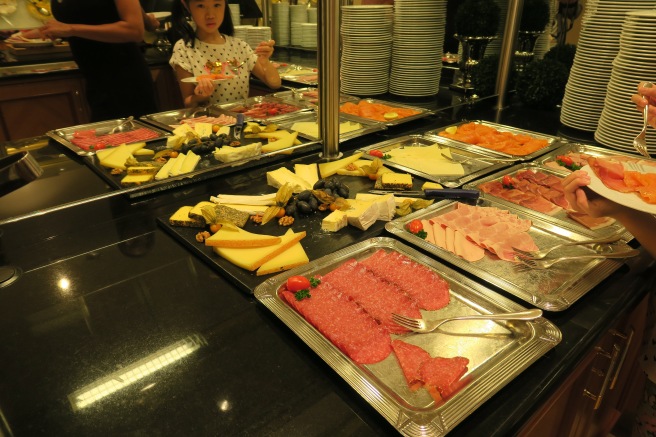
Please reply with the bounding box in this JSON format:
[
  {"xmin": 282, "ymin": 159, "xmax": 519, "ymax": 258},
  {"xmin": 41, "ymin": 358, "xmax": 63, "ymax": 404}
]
[
  {"xmin": 317, "ymin": 0, "xmax": 341, "ymax": 159},
  {"xmin": 495, "ymin": 0, "xmax": 523, "ymax": 111}
]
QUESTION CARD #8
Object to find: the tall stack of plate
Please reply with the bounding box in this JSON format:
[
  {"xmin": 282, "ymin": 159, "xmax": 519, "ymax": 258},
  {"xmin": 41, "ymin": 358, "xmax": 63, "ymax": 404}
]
[
  {"xmin": 595, "ymin": 10, "xmax": 656, "ymax": 154},
  {"xmin": 340, "ymin": 5, "xmax": 393, "ymax": 96},
  {"xmin": 290, "ymin": 4, "xmax": 308, "ymax": 46},
  {"xmin": 271, "ymin": 2, "xmax": 290, "ymax": 46},
  {"xmin": 246, "ymin": 27, "xmax": 272, "ymax": 50},
  {"xmin": 308, "ymin": 7, "xmax": 318, "ymax": 24},
  {"xmin": 560, "ymin": 0, "xmax": 656, "ymax": 132},
  {"xmin": 300, "ymin": 23, "xmax": 317, "ymax": 49},
  {"xmin": 233, "ymin": 25, "xmax": 252, "ymax": 43},
  {"xmin": 228, "ymin": 4, "xmax": 240, "ymax": 26},
  {"xmin": 389, "ymin": 0, "xmax": 447, "ymax": 97}
]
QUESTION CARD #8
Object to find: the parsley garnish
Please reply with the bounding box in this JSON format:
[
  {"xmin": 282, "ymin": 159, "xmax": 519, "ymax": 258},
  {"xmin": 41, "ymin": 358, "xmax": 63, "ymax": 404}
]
[
  {"xmin": 556, "ymin": 159, "xmax": 582, "ymax": 171},
  {"xmin": 309, "ymin": 276, "xmax": 321, "ymax": 287},
  {"xmin": 294, "ymin": 289, "xmax": 312, "ymax": 301},
  {"xmin": 416, "ymin": 230, "xmax": 428, "ymax": 240},
  {"xmin": 382, "ymin": 153, "xmax": 392, "ymax": 160}
]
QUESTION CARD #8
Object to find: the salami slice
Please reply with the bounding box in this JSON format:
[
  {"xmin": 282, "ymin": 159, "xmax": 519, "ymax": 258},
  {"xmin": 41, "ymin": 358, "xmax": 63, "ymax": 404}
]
[
  {"xmin": 421, "ymin": 356, "xmax": 470, "ymax": 399},
  {"xmin": 391, "ymin": 340, "xmax": 430, "ymax": 391},
  {"xmin": 281, "ymin": 281, "xmax": 391, "ymax": 364}
]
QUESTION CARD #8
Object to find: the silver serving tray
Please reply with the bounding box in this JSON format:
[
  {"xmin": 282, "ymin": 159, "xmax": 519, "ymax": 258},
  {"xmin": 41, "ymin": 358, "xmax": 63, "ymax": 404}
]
[
  {"xmin": 463, "ymin": 163, "xmax": 631, "ymax": 240},
  {"xmin": 424, "ymin": 121, "xmax": 564, "ymax": 161},
  {"xmin": 47, "ymin": 119, "xmax": 170, "ymax": 156},
  {"xmin": 342, "ymin": 98, "xmax": 433, "ymax": 127},
  {"xmin": 255, "ymin": 237, "xmax": 561, "ymax": 437},
  {"xmin": 272, "ymin": 87, "xmax": 360, "ymax": 107},
  {"xmin": 140, "ymin": 105, "xmax": 239, "ymax": 133},
  {"xmin": 217, "ymin": 95, "xmax": 312, "ymax": 123},
  {"xmin": 536, "ymin": 142, "xmax": 648, "ymax": 171},
  {"xmin": 356, "ymin": 134, "xmax": 516, "ymax": 188},
  {"xmin": 386, "ymin": 199, "xmax": 636, "ymax": 311},
  {"xmin": 274, "ymin": 111, "xmax": 386, "ymax": 143}
]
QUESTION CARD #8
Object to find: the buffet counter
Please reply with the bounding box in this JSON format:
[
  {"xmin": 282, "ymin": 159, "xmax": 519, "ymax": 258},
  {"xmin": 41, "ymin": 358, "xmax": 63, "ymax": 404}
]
[{"xmin": 0, "ymin": 97, "xmax": 653, "ymax": 437}]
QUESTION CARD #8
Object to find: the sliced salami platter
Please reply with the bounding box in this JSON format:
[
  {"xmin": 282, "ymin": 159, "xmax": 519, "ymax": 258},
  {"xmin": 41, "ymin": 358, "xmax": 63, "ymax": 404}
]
[
  {"xmin": 255, "ymin": 237, "xmax": 561, "ymax": 437},
  {"xmin": 424, "ymin": 121, "xmax": 564, "ymax": 161},
  {"xmin": 356, "ymin": 134, "xmax": 516, "ymax": 188},
  {"xmin": 386, "ymin": 198, "xmax": 636, "ymax": 311},
  {"xmin": 464, "ymin": 163, "xmax": 631, "ymax": 240},
  {"xmin": 217, "ymin": 95, "xmax": 313, "ymax": 123}
]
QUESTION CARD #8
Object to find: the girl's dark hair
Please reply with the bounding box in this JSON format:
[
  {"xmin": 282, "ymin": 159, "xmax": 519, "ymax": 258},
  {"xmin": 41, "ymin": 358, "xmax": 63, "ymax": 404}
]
[{"xmin": 170, "ymin": 0, "xmax": 235, "ymax": 48}]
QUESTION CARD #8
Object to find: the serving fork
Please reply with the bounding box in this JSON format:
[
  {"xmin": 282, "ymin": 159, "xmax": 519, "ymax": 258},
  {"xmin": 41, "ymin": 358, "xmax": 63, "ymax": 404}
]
[
  {"xmin": 633, "ymin": 82, "xmax": 653, "ymax": 158},
  {"xmin": 512, "ymin": 233, "xmax": 624, "ymax": 260},
  {"xmin": 514, "ymin": 249, "xmax": 641, "ymax": 270},
  {"xmin": 391, "ymin": 308, "xmax": 542, "ymax": 333}
]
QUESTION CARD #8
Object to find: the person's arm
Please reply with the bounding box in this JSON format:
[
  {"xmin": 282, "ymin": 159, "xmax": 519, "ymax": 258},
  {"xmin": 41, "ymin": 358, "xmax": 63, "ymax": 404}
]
[
  {"xmin": 251, "ymin": 40, "xmax": 281, "ymax": 90},
  {"xmin": 28, "ymin": 0, "xmax": 145, "ymax": 43},
  {"xmin": 142, "ymin": 10, "xmax": 160, "ymax": 32},
  {"xmin": 173, "ymin": 65, "xmax": 214, "ymax": 108},
  {"xmin": 562, "ymin": 170, "xmax": 656, "ymax": 258}
]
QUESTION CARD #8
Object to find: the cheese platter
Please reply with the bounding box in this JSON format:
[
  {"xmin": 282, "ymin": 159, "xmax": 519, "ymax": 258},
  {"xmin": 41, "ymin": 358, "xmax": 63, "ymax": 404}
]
[
  {"xmin": 255, "ymin": 237, "xmax": 561, "ymax": 437},
  {"xmin": 274, "ymin": 111, "xmax": 386, "ymax": 143},
  {"xmin": 386, "ymin": 198, "xmax": 636, "ymax": 311}
]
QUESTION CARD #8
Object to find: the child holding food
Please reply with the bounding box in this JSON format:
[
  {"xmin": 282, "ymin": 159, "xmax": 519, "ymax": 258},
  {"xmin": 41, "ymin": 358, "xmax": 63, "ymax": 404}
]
[{"xmin": 169, "ymin": 0, "xmax": 281, "ymax": 108}]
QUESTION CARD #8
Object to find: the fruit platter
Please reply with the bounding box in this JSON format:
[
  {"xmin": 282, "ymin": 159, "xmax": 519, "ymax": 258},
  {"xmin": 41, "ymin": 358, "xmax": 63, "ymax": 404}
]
[
  {"xmin": 255, "ymin": 237, "xmax": 561, "ymax": 437},
  {"xmin": 425, "ymin": 121, "xmax": 563, "ymax": 161},
  {"xmin": 218, "ymin": 95, "xmax": 312, "ymax": 123},
  {"xmin": 386, "ymin": 198, "xmax": 636, "ymax": 311}
]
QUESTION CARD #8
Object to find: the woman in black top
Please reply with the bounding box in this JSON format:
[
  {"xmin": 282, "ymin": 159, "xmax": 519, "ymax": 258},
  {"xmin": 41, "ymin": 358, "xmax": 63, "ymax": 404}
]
[{"xmin": 27, "ymin": 0, "xmax": 158, "ymax": 122}]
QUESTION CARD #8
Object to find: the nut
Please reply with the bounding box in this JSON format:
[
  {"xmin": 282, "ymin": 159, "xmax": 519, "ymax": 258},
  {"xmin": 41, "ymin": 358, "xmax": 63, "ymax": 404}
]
[{"xmin": 278, "ymin": 216, "xmax": 295, "ymax": 226}]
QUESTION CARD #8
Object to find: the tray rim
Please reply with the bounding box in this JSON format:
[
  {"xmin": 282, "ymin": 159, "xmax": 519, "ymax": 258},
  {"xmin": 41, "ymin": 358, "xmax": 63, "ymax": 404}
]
[
  {"xmin": 254, "ymin": 236, "xmax": 561, "ymax": 437},
  {"xmin": 385, "ymin": 200, "xmax": 632, "ymax": 311},
  {"xmin": 535, "ymin": 142, "xmax": 649, "ymax": 168},
  {"xmin": 217, "ymin": 95, "xmax": 314, "ymax": 123}
]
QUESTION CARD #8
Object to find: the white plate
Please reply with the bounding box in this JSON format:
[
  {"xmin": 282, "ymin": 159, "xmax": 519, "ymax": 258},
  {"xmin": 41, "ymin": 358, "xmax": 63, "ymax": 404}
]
[
  {"xmin": 582, "ymin": 164, "xmax": 656, "ymax": 214},
  {"xmin": 9, "ymin": 39, "xmax": 54, "ymax": 48},
  {"xmin": 181, "ymin": 76, "xmax": 234, "ymax": 84},
  {"xmin": 152, "ymin": 11, "xmax": 171, "ymax": 20}
]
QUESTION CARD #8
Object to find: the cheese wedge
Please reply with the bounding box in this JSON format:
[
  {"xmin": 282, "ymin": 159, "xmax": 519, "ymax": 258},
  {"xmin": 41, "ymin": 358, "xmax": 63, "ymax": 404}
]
[
  {"xmin": 96, "ymin": 142, "xmax": 147, "ymax": 163},
  {"xmin": 318, "ymin": 152, "xmax": 363, "ymax": 178},
  {"xmin": 261, "ymin": 131, "xmax": 298, "ymax": 154},
  {"xmin": 180, "ymin": 150, "xmax": 201, "ymax": 173},
  {"xmin": 168, "ymin": 152, "xmax": 187, "ymax": 176},
  {"xmin": 169, "ymin": 206, "xmax": 205, "ymax": 227},
  {"xmin": 194, "ymin": 122, "xmax": 213, "ymax": 137},
  {"xmin": 205, "ymin": 226, "xmax": 281, "ymax": 248},
  {"xmin": 155, "ymin": 155, "xmax": 178, "ymax": 180},
  {"xmin": 98, "ymin": 144, "xmax": 142, "ymax": 170},
  {"xmin": 213, "ymin": 203, "xmax": 269, "ymax": 214},
  {"xmin": 214, "ymin": 142, "xmax": 262, "ymax": 163},
  {"xmin": 294, "ymin": 163, "xmax": 319, "ymax": 187},
  {"xmin": 321, "ymin": 209, "xmax": 348, "ymax": 232},
  {"xmin": 266, "ymin": 167, "xmax": 313, "ymax": 193},
  {"xmin": 421, "ymin": 181, "xmax": 443, "ymax": 190},
  {"xmin": 256, "ymin": 241, "xmax": 309, "ymax": 276},
  {"xmin": 188, "ymin": 201, "xmax": 216, "ymax": 221},
  {"xmin": 354, "ymin": 193, "xmax": 396, "ymax": 221},
  {"xmin": 133, "ymin": 148, "xmax": 155, "ymax": 156},
  {"xmin": 345, "ymin": 199, "xmax": 379, "ymax": 230},
  {"xmin": 213, "ymin": 229, "xmax": 306, "ymax": 271}
]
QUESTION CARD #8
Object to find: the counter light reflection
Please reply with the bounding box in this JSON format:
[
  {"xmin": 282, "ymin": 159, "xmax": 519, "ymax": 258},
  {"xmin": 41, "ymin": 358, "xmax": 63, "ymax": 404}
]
[{"xmin": 68, "ymin": 335, "xmax": 204, "ymax": 411}]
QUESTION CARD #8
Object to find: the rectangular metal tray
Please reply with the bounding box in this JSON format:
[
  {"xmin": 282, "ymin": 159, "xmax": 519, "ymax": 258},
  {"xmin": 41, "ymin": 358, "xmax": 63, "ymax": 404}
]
[
  {"xmin": 463, "ymin": 163, "xmax": 631, "ymax": 240},
  {"xmin": 342, "ymin": 98, "xmax": 433, "ymax": 127},
  {"xmin": 255, "ymin": 237, "xmax": 561, "ymax": 437},
  {"xmin": 536, "ymin": 142, "xmax": 647, "ymax": 171},
  {"xmin": 386, "ymin": 198, "xmax": 635, "ymax": 311},
  {"xmin": 47, "ymin": 119, "xmax": 170, "ymax": 157},
  {"xmin": 356, "ymin": 134, "xmax": 516, "ymax": 188},
  {"xmin": 272, "ymin": 87, "xmax": 360, "ymax": 107},
  {"xmin": 217, "ymin": 95, "xmax": 312, "ymax": 123},
  {"xmin": 424, "ymin": 121, "xmax": 564, "ymax": 161},
  {"xmin": 274, "ymin": 111, "xmax": 386, "ymax": 143},
  {"xmin": 140, "ymin": 105, "xmax": 239, "ymax": 133}
]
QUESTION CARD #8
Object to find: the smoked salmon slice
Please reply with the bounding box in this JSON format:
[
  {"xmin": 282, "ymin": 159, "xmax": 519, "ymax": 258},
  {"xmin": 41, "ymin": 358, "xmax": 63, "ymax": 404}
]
[{"xmin": 438, "ymin": 122, "xmax": 549, "ymax": 156}]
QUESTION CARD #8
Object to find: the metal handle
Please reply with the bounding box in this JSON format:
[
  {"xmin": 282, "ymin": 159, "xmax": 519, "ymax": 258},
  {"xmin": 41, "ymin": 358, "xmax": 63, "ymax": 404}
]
[
  {"xmin": 556, "ymin": 249, "xmax": 641, "ymax": 262},
  {"xmin": 609, "ymin": 328, "xmax": 633, "ymax": 390},
  {"xmin": 444, "ymin": 308, "xmax": 542, "ymax": 323}
]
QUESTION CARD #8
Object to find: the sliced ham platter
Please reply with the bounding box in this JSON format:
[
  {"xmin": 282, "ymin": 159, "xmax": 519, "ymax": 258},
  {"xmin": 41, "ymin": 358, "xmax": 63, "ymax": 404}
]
[{"xmin": 255, "ymin": 237, "xmax": 561, "ymax": 437}]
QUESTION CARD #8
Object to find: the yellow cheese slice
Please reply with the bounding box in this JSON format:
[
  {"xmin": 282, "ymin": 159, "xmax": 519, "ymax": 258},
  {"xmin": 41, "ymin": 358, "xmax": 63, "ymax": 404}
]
[
  {"xmin": 194, "ymin": 122, "xmax": 213, "ymax": 137},
  {"xmin": 318, "ymin": 152, "xmax": 363, "ymax": 178},
  {"xmin": 261, "ymin": 131, "xmax": 299, "ymax": 154},
  {"xmin": 180, "ymin": 150, "xmax": 200, "ymax": 173},
  {"xmin": 213, "ymin": 229, "xmax": 306, "ymax": 271},
  {"xmin": 155, "ymin": 155, "xmax": 178, "ymax": 180},
  {"xmin": 205, "ymin": 226, "xmax": 281, "ymax": 248},
  {"xmin": 168, "ymin": 152, "xmax": 187, "ymax": 176},
  {"xmin": 98, "ymin": 144, "xmax": 136, "ymax": 170},
  {"xmin": 256, "ymin": 241, "xmax": 309, "ymax": 276},
  {"xmin": 266, "ymin": 167, "xmax": 312, "ymax": 193},
  {"xmin": 96, "ymin": 142, "xmax": 147, "ymax": 162},
  {"xmin": 218, "ymin": 203, "xmax": 269, "ymax": 214},
  {"xmin": 294, "ymin": 163, "xmax": 319, "ymax": 188}
]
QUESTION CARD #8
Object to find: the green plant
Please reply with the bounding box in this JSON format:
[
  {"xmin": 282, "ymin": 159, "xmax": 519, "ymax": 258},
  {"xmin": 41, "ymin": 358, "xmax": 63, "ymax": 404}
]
[
  {"xmin": 454, "ymin": 0, "xmax": 501, "ymax": 37},
  {"xmin": 543, "ymin": 43, "xmax": 577, "ymax": 69},
  {"xmin": 515, "ymin": 58, "xmax": 570, "ymax": 109},
  {"xmin": 520, "ymin": 0, "xmax": 551, "ymax": 32},
  {"xmin": 471, "ymin": 54, "xmax": 517, "ymax": 97}
]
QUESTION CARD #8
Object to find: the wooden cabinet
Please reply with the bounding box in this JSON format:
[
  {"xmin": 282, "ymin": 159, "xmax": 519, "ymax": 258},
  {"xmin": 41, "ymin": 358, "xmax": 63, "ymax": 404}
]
[
  {"xmin": 0, "ymin": 74, "xmax": 90, "ymax": 142},
  {"xmin": 518, "ymin": 294, "xmax": 649, "ymax": 437}
]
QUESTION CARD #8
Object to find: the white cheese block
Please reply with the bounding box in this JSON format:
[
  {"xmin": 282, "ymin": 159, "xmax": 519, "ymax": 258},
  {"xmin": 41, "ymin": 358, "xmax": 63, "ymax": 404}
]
[
  {"xmin": 256, "ymin": 241, "xmax": 310, "ymax": 276},
  {"xmin": 133, "ymin": 148, "xmax": 155, "ymax": 156},
  {"xmin": 345, "ymin": 199, "xmax": 379, "ymax": 230},
  {"xmin": 321, "ymin": 209, "xmax": 348, "ymax": 232},
  {"xmin": 168, "ymin": 153, "xmax": 187, "ymax": 176},
  {"xmin": 294, "ymin": 163, "xmax": 319, "ymax": 188},
  {"xmin": 180, "ymin": 150, "xmax": 200, "ymax": 173},
  {"xmin": 354, "ymin": 193, "xmax": 396, "ymax": 221},
  {"xmin": 214, "ymin": 142, "xmax": 262, "ymax": 163},
  {"xmin": 155, "ymin": 156, "xmax": 178, "ymax": 180},
  {"xmin": 318, "ymin": 152, "xmax": 363, "ymax": 178},
  {"xmin": 266, "ymin": 167, "xmax": 313, "ymax": 193},
  {"xmin": 194, "ymin": 122, "xmax": 213, "ymax": 138}
]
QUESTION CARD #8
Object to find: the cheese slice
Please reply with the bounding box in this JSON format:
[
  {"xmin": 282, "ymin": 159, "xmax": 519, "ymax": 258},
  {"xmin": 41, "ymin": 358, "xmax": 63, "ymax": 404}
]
[
  {"xmin": 216, "ymin": 203, "xmax": 269, "ymax": 214},
  {"xmin": 318, "ymin": 152, "xmax": 363, "ymax": 178},
  {"xmin": 421, "ymin": 181, "xmax": 443, "ymax": 190},
  {"xmin": 354, "ymin": 193, "xmax": 396, "ymax": 221},
  {"xmin": 345, "ymin": 199, "xmax": 379, "ymax": 230},
  {"xmin": 321, "ymin": 209, "xmax": 348, "ymax": 232},
  {"xmin": 120, "ymin": 173, "xmax": 155, "ymax": 186},
  {"xmin": 96, "ymin": 142, "xmax": 147, "ymax": 163},
  {"xmin": 169, "ymin": 206, "xmax": 205, "ymax": 228},
  {"xmin": 266, "ymin": 167, "xmax": 313, "ymax": 193},
  {"xmin": 294, "ymin": 163, "xmax": 319, "ymax": 187},
  {"xmin": 180, "ymin": 150, "xmax": 201, "ymax": 173},
  {"xmin": 133, "ymin": 148, "xmax": 155, "ymax": 156},
  {"xmin": 188, "ymin": 201, "xmax": 216, "ymax": 221},
  {"xmin": 155, "ymin": 155, "xmax": 178, "ymax": 180},
  {"xmin": 214, "ymin": 142, "xmax": 262, "ymax": 163},
  {"xmin": 98, "ymin": 144, "xmax": 139, "ymax": 170},
  {"xmin": 168, "ymin": 152, "xmax": 187, "ymax": 176},
  {"xmin": 194, "ymin": 122, "xmax": 213, "ymax": 137},
  {"xmin": 205, "ymin": 226, "xmax": 281, "ymax": 248},
  {"xmin": 213, "ymin": 229, "xmax": 306, "ymax": 271},
  {"xmin": 256, "ymin": 241, "xmax": 309, "ymax": 276},
  {"xmin": 261, "ymin": 131, "xmax": 298, "ymax": 154}
]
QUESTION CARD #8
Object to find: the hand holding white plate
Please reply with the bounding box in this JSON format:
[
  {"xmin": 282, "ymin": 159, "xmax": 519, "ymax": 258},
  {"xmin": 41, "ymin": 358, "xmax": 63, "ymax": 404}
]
[
  {"xmin": 581, "ymin": 164, "xmax": 656, "ymax": 214},
  {"xmin": 181, "ymin": 76, "xmax": 234, "ymax": 84}
]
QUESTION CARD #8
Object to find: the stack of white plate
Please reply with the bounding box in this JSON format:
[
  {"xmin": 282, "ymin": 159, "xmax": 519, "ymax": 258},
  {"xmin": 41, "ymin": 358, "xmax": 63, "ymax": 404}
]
[
  {"xmin": 233, "ymin": 25, "xmax": 252, "ymax": 43},
  {"xmin": 389, "ymin": 0, "xmax": 447, "ymax": 97},
  {"xmin": 300, "ymin": 23, "xmax": 317, "ymax": 49},
  {"xmin": 228, "ymin": 4, "xmax": 240, "ymax": 26},
  {"xmin": 246, "ymin": 27, "xmax": 271, "ymax": 50},
  {"xmin": 291, "ymin": 22, "xmax": 304, "ymax": 46},
  {"xmin": 560, "ymin": 0, "xmax": 656, "ymax": 132},
  {"xmin": 290, "ymin": 4, "xmax": 308, "ymax": 46},
  {"xmin": 271, "ymin": 2, "xmax": 290, "ymax": 46},
  {"xmin": 308, "ymin": 7, "xmax": 318, "ymax": 24},
  {"xmin": 340, "ymin": 5, "xmax": 393, "ymax": 95},
  {"xmin": 595, "ymin": 10, "xmax": 656, "ymax": 154}
]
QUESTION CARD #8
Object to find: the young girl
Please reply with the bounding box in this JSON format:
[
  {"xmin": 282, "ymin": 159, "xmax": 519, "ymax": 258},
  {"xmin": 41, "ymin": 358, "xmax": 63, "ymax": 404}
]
[{"xmin": 169, "ymin": 0, "xmax": 281, "ymax": 107}]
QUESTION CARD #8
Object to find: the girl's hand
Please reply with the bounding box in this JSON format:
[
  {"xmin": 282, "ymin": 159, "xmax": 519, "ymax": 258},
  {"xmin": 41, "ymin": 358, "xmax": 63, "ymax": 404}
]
[
  {"xmin": 632, "ymin": 82, "xmax": 656, "ymax": 128},
  {"xmin": 562, "ymin": 170, "xmax": 628, "ymax": 218},
  {"xmin": 255, "ymin": 39, "xmax": 275, "ymax": 60},
  {"xmin": 194, "ymin": 78, "xmax": 215, "ymax": 99}
]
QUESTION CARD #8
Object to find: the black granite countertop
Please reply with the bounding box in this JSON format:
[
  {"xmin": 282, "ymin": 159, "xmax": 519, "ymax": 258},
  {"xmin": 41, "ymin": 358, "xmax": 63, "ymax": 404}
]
[{"xmin": 0, "ymin": 98, "xmax": 654, "ymax": 436}]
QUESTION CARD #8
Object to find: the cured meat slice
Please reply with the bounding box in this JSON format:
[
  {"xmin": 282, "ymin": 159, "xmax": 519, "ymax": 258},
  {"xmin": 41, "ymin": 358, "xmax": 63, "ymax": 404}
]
[
  {"xmin": 360, "ymin": 250, "xmax": 451, "ymax": 310},
  {"xmin": 391, "ymin": 340, "xmax": 431, "ymax": 391},
  {"xmin": 567, "ymin": 211, "xmax": 616, "ymax": 230},
  {"xmin": 588, "ymin": 156, "xmax": 629, "ymax": 192},
  {"xmin": 281, "ymin": 282, "xmax": 391, "ymax": 364},
  {"xmin": 421, "ymin": 219, "xmax": 435, "ymax": 244},
  {"xmin": 322, "ymin": 259, "xmax": 421, "ymax": 334},
  {"xmin": 421, "ymin": 356, "xmax": 470, "ymax": 398},
  {"xmin": 71, "ymin": 127, "xmax": 159, "ymax": 151},
  {"xmin": 625, "ymin": 171, "xmax": 656, "ymax": 204}
]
